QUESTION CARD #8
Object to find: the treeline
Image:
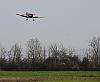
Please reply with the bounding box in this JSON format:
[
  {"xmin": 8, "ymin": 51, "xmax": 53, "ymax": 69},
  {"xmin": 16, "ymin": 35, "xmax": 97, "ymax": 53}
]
[{"xmin": 0, "ymin": 37, "xmax": 100, "ymax": 71}]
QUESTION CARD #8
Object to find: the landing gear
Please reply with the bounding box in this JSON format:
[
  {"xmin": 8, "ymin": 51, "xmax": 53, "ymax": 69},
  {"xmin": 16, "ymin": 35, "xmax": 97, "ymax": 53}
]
[
  {"xmin": 26, "ymin": 18, "xmax": 28, "ymax": 20},
  {"xmin": 33, "ymin": 19, "xmax": 35, "ymax": 21}
]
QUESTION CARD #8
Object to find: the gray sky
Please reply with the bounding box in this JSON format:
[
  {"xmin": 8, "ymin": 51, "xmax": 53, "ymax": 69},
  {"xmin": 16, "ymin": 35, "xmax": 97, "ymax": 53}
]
[{"xmin": 0, "ymin": 0, "xmax": 100, "ymax": 49}]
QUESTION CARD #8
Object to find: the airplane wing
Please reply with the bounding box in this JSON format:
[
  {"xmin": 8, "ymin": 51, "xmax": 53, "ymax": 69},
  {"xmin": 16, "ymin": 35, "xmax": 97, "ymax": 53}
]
[
  {"xmin": 16, "ymin": 14, "xmax": 27, "ymax": 17},
  {"xmin": 33, "ymin": 16, "xmax": 44, "ymax": 18}
]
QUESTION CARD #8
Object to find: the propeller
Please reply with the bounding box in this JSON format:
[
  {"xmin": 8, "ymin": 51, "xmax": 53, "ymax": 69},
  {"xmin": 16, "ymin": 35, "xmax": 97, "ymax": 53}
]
[
  {"xmin": 26, "ymin": 12, "xmax": 28, "ymax": 20},
  {"xmin": 26, "ymin": 12, "xmax": 28, "ymax": 16}
]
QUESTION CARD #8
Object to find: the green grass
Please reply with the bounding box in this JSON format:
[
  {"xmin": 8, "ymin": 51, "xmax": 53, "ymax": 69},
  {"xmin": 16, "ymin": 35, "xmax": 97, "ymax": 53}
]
[{"xmin": 0, "ymin": 71, "xmax": 100, "ymax": 82}]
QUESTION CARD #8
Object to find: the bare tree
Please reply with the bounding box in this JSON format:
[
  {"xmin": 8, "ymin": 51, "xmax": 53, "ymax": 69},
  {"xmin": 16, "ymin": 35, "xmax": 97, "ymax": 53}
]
[
  {"xmin": 58, "ymin": 44, "xmax": 67, "ymax": 58},
  {"xmin": 46, "ymin": 43, "xmax": 59, "ymax": 68},
  {"xmin": 48, "ymin": 44, "xmax": 68, "ymax": 66},
  {"xmin": 43, "ymin": 47, "xmax": 46, "ymax": 61},
  {"xmin": 0, "ymin": 47, "xmax": 6, "ymax": 59},
  {"xmin": 89, "ymin": 37, "xmax": 100, "ymax": 66},
  {"xmin": 48, "ymin": 43, "xmax": 59, "ymax": 58},
  {"xmin": 0, "ymin": 47, "xmax": 7, "ymax": 70},
  {"xmin": 10, "ymin": 43, "xmax": 22, "ymax": 63},
  {"xmin": 26, "ymin": 38, "xmax": 43, "ymax": 64}
]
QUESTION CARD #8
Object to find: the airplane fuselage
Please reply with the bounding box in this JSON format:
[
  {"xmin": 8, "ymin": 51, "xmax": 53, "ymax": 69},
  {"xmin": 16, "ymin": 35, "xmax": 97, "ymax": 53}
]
[{"xmin": 27, "ymin": 14, "xmax": 33, "ymax": 18}]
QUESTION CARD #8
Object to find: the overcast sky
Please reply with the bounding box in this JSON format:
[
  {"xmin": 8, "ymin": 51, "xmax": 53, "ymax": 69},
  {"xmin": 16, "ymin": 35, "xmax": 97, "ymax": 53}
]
[{"xmin": 0, "ymin": 0, "xmax": 100, "ymax": 49}]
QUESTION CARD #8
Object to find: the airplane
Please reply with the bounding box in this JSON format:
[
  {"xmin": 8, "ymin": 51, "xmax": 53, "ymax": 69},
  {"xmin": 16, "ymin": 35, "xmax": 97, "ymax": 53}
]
[{"xmin": 16, "ymin": 12, "xmax": 44, "ymax": 21}]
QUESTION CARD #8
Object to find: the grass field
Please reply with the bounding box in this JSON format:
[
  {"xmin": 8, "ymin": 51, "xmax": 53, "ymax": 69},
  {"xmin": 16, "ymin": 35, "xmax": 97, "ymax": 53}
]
[{"xmin": 0, "ymin": 71, "xmax": 100, "ymax": 82}]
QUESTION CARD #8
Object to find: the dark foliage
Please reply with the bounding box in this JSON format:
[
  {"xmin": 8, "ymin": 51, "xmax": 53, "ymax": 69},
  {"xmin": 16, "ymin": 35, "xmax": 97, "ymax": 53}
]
[{"xmin": 0, "ymin": 37, "xmax": 100, "ymax": 71}]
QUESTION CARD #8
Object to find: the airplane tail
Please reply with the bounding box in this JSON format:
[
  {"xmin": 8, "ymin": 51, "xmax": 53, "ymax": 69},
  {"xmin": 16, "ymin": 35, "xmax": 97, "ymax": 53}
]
[{"xmin": 16, "ymin": 14, "xmax": 20, "ymax": 15}]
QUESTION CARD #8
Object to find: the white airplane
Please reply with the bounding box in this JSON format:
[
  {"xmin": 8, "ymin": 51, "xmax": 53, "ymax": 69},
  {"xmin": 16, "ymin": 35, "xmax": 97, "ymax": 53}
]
[{"xmin": 16, "ymin": 12, "xmax": 44, "ymax": 21}]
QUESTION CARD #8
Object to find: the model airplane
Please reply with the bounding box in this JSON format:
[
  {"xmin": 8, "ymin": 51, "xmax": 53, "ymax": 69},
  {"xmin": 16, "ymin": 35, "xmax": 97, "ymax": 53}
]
[{"xmin": 16, "ymin": 12, "xmax": 44, "ymax": 21}]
